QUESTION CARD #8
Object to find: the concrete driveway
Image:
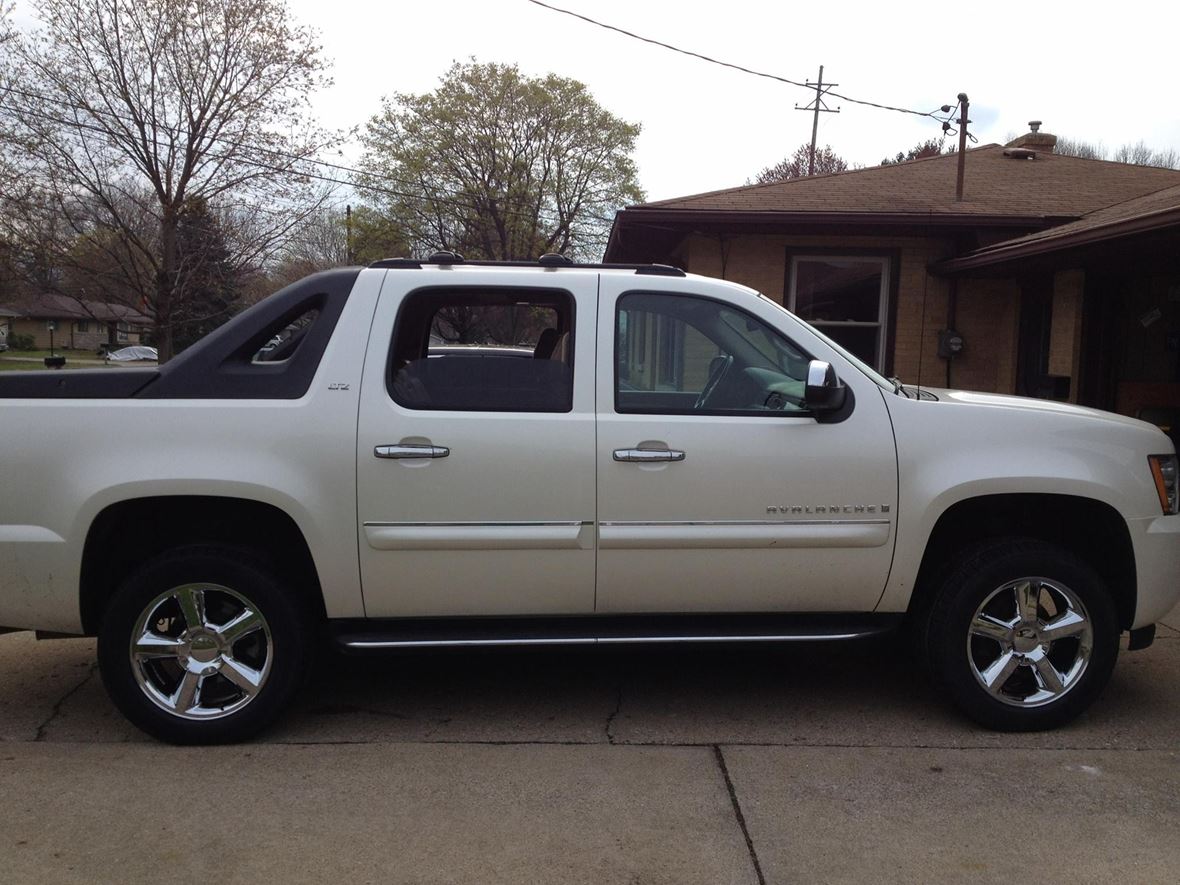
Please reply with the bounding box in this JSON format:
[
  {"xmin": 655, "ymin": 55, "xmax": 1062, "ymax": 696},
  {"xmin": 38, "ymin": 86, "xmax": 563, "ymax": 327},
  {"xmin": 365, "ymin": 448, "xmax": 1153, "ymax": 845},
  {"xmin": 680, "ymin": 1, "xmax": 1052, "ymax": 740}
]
[{"xmin": 2, "ymin": 605, "xmax": 1178, "ymax": 884}]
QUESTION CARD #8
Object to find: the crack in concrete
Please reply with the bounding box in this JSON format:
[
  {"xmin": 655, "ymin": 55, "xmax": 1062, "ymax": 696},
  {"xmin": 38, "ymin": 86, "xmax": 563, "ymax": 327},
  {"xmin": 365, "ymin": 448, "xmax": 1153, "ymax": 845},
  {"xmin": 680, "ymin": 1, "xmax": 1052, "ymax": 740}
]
[
  {"xmin": 604, "ymin": 683, "xmax": 623, "ymax": 745},
  {"xmin": 34, "ymin": 662, "xmax": 98, "ymax": 742},
  {"xmin": 713, "ymin": 745, "xmax": 766, "ymax": 885}
]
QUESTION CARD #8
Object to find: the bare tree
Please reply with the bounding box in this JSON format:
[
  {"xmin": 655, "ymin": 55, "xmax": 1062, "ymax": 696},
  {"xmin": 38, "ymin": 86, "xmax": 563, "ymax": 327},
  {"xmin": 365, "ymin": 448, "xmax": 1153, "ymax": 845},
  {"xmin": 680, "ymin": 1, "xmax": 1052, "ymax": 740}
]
[
  {"xmin": 1, "ymin": 0, "xmax": 339, "ymax": 360},
  {"xmin": 752, "ymin": 144, "xmax": 848, "ymax": 183},
  {"xmin": 1112, "ymin": 140, "xmax": 1179, "ymax": 170},
  {"xmin": 1054, "ymin": 137, "xmax": 1178, "ymax": 169}
]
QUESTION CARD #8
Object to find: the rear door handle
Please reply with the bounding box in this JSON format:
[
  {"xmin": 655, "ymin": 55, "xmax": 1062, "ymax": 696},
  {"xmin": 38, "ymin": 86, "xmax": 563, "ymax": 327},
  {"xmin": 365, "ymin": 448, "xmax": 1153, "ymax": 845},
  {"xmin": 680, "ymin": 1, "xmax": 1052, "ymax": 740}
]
[
  {"xmin": 613, "ymin": 448, "xmax": 686, "ymax": 463},
  {"xmin": 375, "ymin": 444, "xmax": 450, "ymax": 460}
]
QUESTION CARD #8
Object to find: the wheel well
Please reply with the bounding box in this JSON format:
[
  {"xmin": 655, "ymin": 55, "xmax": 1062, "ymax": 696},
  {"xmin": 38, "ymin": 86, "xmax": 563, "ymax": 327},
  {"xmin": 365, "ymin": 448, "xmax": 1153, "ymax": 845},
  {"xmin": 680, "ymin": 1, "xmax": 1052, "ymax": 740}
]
[
  {"xmin": 80, "ymin": 496, "xmax": 325, "ymax": 636},
  {"xmin": 910, "ymin": 494, "xmax": 1137, "ymax": 631}
]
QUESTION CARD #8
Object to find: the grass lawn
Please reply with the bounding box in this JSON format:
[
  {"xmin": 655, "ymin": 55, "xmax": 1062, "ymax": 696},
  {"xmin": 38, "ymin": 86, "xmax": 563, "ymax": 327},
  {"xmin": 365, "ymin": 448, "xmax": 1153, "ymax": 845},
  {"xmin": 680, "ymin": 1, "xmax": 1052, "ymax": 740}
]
[{"xmin": 0, "ymin": 349, "xmax": 115, "ymax": 371}]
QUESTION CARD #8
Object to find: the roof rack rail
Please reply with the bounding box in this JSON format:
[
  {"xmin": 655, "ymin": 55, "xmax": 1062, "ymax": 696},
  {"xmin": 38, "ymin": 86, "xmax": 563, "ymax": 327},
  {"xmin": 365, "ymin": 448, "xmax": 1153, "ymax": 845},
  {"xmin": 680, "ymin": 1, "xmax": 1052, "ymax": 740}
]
[{"xmin": 368, "ymin": 255, "xmax": 685, "ymax": 277}]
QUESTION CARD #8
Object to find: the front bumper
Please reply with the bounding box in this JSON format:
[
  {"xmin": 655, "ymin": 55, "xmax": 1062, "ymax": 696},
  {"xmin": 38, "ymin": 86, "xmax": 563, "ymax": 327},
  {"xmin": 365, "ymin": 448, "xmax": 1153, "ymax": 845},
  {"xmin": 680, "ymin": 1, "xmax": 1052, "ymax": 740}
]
[{"xmin": 1127, "ymin": 514, "xmax": 1180, "ymax": 629}]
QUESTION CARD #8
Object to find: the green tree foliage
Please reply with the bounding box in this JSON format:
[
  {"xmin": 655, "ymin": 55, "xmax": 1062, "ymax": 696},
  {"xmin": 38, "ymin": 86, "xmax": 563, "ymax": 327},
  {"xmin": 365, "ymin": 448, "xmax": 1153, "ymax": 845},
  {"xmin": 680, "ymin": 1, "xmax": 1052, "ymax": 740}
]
[
  {"xmin": 358, "ymin": 60, "xmax": 643, "ymax": 261},
  {"xmin": 170, "ymin": 198, "xmax": 241, "ymax": 352},
  {"xmin": 1, "ymin": 0, "xmax": 336, "ymax": 360},
  {"xmin": 753, "ymin": 144, "xmax": 848, "ymax": 183},
  {"xmin": 880, "ymin": 138, "xmax": 952, "ymax": 166}
]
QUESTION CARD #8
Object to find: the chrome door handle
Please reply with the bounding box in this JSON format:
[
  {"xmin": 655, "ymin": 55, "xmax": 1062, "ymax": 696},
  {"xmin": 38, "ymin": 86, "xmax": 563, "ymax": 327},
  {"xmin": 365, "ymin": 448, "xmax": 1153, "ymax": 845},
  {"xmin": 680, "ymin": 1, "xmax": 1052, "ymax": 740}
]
[
  {"xmin": 613, "ymin": 448, "xmax": 686, "ymax": 463},
  {"xmin": 375, "ymin": 444, "xmax": 450, "ymax": 460}
]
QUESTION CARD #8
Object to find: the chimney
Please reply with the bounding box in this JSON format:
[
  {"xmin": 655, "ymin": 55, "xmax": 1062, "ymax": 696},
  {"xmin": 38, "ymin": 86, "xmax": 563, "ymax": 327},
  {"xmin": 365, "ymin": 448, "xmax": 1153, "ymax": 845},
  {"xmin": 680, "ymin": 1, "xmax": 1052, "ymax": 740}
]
[{"xmin": 1005, "ymin": 120, "xmax": 1058, "ymax": 153}]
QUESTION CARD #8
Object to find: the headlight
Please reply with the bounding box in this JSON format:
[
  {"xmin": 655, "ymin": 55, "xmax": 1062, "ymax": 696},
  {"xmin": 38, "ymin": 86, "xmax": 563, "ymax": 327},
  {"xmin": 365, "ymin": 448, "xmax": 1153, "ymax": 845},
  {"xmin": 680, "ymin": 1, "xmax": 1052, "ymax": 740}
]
[{"xmin": 1149, "ymin": 454, "xmax": 1179, "ymax": 515}]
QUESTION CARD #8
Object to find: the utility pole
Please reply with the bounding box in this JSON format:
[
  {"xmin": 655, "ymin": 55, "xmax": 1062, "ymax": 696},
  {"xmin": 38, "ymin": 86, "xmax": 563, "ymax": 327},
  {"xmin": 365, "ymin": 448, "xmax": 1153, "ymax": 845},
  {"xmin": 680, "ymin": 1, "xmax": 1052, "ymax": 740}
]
[
  {"xmin": 345, "ymin": 204, "xmax": 354, "ymax": 264},
  {"xmin": 795, "ymin": 66, "xmax": 840, "ymax": 175},
  {"xmin": 955, "ymin": 93, "xmax": 970, "ymax": 201}
]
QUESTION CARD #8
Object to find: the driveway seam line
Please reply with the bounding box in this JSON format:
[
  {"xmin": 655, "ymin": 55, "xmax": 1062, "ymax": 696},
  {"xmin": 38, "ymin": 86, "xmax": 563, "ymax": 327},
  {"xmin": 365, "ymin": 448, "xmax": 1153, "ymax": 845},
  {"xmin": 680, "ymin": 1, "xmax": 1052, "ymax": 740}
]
[
  {"xmin": 34, "ymin": 662, "xmax": 98, "ymax": 742},
  {"xmin": 713, "ymin": 744, "xmax": 766, "ymax": 885},
  {"xmin": 605, "ymin": 682, "xmax": 623, "ymax": 744}
]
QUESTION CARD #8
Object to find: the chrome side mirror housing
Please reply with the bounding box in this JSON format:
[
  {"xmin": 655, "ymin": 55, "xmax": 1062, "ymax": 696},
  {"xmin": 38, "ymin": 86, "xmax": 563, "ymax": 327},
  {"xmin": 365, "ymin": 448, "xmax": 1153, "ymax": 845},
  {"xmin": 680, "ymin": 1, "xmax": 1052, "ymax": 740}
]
[{"xmin": 804, "ymin": 360, "xmax": 847, "ymax": 412}]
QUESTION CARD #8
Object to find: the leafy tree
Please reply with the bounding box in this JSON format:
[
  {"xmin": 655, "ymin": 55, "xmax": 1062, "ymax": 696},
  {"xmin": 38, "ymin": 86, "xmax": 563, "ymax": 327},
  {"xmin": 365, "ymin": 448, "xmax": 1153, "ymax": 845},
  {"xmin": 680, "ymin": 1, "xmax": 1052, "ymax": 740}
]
[
  {"xmin": 880, "ymin": 138, "xmax": 952, "ymax": 166},
  {"xmin": 358, "ymin": 60, "xmax": 643, "ymax": 261},
  {"xmin": 0, "ymin": 0, "xmax": 338, "ymax": 360},
  {"xmin": 753, "ymin": 144, "xmax": 848, "ymax": 183},
  {"xmin": 170, "ymin": 198, "xmax": 241, "ymax": 352}
]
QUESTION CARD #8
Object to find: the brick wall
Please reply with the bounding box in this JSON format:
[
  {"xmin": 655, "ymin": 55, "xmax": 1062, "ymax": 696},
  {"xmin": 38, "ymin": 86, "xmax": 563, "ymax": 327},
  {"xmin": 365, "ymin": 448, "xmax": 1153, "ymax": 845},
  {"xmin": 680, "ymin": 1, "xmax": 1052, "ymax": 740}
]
[
  {"xmin": 954, "ymin": 278, "xmax": 1021, "ymax": 393},
  {"xmin": 7, "ymin": 318, "xmax": 141, "ymax": 350}
]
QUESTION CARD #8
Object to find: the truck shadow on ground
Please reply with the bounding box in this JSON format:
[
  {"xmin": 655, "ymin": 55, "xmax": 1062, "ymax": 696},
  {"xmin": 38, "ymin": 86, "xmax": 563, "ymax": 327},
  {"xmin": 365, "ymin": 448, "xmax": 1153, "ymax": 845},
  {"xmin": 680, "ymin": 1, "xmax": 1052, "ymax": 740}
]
[
  {"xmin": 4, "ymin": 630, "xmax": 1174, "ymax": 747},
  {"xmin": 277, "ymin": 632, "xmax": 1177, "ymax": 747}
]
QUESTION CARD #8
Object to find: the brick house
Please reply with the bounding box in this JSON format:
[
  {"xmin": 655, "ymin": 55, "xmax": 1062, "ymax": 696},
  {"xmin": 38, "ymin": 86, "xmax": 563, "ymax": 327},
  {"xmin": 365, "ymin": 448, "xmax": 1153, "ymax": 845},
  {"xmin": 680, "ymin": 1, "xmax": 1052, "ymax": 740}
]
[
  {"xmin": 604, "ymin": 125, "xmax": 1180, "ymax": 432},
  {"xmin": 0, "ymin": 294, "xmax": 151, "ymax": 351}
]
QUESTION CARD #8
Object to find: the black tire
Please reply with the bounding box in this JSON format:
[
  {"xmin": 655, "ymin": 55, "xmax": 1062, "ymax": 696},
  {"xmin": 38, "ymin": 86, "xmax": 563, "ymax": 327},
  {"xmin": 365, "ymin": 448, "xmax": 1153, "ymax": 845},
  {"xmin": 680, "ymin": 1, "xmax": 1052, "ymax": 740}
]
[
  {"xmin": 923, "ymin": 538, "xmax": 1119, "ymax": 732},
  {"xmin": 98, "ymin": 546, "xmax": 312, "ymax": 744}
]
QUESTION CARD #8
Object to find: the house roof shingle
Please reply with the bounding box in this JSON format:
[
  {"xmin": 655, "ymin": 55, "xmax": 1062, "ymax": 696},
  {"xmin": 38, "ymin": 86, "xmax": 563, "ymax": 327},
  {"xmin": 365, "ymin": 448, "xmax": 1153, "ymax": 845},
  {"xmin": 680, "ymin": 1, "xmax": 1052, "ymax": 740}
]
[
  {"xmin": 1, "ymin": 293, "xmax": 152, "ymax": 324},
  {"xmin": 630, "ymin": 145, "xmax": 1180, "ymax": 220}
]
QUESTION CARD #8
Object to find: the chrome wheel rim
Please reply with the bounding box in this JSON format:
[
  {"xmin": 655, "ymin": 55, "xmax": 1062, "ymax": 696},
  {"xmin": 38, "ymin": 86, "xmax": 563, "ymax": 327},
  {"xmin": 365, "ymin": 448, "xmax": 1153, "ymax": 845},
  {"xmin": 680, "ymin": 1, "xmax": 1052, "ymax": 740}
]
[
  {"xmin": 129, "ymin": 583, "xmax": 273, "ymax": 721},
  {"xmin": 967, "ymin": 577, "xmax": 1093, "ymax": 708}
]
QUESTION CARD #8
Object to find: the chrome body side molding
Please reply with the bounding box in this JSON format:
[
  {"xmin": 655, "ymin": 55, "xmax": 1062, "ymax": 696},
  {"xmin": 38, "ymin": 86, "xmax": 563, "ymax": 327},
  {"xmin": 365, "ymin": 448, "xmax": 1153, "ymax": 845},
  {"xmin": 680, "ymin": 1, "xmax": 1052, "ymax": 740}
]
[{"xmin": 363, "ymin": 521, "xmax": 594, "ymax": 551}]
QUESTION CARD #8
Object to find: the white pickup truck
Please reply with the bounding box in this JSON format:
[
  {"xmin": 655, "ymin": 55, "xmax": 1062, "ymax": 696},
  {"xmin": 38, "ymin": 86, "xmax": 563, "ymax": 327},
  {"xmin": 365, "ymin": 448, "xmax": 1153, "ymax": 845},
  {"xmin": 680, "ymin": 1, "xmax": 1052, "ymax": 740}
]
[{"xmin": 1, "ymin": 254, "xmax": 1177, "ymax": 743}]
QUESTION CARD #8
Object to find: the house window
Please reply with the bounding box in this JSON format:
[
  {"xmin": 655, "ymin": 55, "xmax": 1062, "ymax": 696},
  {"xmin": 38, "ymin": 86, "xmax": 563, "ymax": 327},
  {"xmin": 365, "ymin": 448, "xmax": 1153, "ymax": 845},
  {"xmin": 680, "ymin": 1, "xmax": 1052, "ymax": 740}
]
[
  {"xmin": 789, "ymin": 255, "xmax": 889, "ymax": 371},
  {"xmin": 76, "ymin": 320, "xmax": 90, "ymax": 333}
]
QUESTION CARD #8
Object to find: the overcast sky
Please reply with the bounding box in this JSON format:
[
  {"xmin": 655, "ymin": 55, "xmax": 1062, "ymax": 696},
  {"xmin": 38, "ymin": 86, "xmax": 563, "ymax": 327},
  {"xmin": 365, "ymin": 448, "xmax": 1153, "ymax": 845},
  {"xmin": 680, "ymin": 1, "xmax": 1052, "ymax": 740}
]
[{"xmin": 13, "ymin": 0, "xmax": 1180, "ymax": 203}]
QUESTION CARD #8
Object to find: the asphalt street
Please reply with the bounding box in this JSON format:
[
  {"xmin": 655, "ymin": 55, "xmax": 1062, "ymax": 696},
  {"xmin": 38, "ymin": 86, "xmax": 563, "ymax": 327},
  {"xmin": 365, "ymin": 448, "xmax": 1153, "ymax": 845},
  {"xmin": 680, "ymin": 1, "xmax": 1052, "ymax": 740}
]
[{"xmin": 1, "ymin": 602, "xmax": 1178, "ymax": 884}]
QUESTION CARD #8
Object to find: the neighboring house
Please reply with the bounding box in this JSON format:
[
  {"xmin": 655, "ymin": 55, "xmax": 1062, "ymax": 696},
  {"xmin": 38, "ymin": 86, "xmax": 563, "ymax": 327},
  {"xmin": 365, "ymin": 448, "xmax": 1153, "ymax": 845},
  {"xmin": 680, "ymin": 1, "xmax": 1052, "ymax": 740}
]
[
  {"xmin": 0, "ymin": 294, "xmax": 151, "ymax": 350},
  {"xmin": 0, "ymin": 308, "xmax": 16, "ymax": 350},
  {"xmin": 604, "ymin": 124, "xmax": 1180, "ymax": 428}
]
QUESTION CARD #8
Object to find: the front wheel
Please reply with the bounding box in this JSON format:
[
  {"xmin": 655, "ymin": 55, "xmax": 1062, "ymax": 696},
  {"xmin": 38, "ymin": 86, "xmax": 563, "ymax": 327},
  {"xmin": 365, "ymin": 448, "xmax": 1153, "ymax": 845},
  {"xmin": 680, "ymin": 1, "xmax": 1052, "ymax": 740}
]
[
  {"xmin": 924, "ymin": 539, "xmax": 1120, "ymax": 731},
  {"xmin": 98, "ymin": 546, "xmax": 311, "ymax": 744}
]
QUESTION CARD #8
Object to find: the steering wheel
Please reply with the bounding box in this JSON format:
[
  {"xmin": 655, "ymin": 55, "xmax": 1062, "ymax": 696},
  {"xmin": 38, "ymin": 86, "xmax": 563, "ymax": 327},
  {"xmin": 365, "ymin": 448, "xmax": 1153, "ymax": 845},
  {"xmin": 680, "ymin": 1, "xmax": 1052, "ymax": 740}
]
[{"xmin": 695, "ymin": 354, "xmax": 733, "ymax": 409}]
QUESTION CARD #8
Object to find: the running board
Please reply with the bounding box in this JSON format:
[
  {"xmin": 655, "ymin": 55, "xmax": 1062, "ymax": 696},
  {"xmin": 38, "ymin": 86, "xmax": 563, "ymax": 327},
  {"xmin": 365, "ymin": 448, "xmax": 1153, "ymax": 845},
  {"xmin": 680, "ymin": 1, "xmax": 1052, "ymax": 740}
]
[{"xmin": 332, "ymin": 613, "xmax": 902, "ymax": 652}]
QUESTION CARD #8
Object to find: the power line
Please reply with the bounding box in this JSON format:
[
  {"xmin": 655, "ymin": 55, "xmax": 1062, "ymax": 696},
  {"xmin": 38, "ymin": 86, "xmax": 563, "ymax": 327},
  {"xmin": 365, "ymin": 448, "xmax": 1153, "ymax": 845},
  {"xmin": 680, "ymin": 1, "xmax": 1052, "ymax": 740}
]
[{"xmin": 527, "ymin": 0, "xmax": 955, "ymax": 120}]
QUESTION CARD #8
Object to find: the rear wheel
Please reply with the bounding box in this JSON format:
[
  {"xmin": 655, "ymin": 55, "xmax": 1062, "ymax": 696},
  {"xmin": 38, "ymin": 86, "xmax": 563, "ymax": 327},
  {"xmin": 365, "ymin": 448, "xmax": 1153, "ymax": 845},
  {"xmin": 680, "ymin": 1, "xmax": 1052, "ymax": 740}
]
[
  {"xmin": 923, "ymin": 539, "xmax": 1119, "ymax": 731},
  {"xmin": 98, "ymin": 546, "xmax": 310, "ymax": 744}
]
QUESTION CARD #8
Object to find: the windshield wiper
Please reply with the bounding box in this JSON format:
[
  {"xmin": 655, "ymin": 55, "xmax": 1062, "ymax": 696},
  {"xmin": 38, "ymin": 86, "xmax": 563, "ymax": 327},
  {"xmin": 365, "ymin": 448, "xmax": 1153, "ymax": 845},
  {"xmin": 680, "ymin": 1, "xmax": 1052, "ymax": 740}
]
[{"xmin": 888, "ymin": 377, "xmax": 910, "ymax": 398}]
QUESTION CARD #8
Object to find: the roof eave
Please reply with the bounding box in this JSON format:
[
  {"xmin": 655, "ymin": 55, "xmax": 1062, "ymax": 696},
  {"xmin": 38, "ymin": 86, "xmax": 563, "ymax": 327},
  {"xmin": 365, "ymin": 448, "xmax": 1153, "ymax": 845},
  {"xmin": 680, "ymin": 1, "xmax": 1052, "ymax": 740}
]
[
  {"xmin": 612, "ymin": 208, "xmax": 1058, "ymax": 229},
  {"xmin": 934, "ymin": 205, "xmax": 1180, "ymax": 274}
]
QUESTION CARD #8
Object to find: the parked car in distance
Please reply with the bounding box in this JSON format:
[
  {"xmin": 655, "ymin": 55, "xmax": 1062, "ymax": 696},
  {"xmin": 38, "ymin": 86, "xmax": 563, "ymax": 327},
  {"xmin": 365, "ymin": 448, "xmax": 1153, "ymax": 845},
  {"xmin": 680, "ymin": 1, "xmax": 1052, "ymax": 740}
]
[
  {"xmin": 0, "ymin": 253, "xmax": 1177, "ymax": 744},
  {"xmin": 105, "ymin": 345, "xmax": 158, "ymax": 363}
]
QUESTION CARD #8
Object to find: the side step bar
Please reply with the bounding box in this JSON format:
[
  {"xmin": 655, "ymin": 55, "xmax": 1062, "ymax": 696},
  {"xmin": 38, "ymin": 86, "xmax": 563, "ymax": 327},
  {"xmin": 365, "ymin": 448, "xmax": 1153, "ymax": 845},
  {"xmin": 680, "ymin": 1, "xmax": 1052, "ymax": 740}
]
[{"xmin": 332, "ymin": 613, "xmax": 902, "ymax": 652}]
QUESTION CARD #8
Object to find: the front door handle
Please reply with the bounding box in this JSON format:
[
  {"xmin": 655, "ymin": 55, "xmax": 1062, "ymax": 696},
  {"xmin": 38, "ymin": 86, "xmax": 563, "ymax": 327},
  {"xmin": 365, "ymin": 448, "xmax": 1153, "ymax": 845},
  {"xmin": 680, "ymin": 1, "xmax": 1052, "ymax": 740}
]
[
  {"xmin": 375, "ymin": 444, "xmax": 450, "ymax": 460},
  {"xmin": 613, "ymin": 448, "xmax": 686, "ymax": 463}
]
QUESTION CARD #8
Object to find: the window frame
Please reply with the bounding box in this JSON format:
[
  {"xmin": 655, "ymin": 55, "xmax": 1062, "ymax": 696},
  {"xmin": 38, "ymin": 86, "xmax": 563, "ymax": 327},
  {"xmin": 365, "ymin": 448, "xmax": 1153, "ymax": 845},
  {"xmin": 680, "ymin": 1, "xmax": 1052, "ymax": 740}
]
[
  {"xmin": 386, "ymin": 285, "xmax": 577, "ymax": 414},
  {"xmin": 784, "ymin": 247, "xmax": 900, "ymax": 375},
  {"xmin": 613, "ymin": 289, "xmax": 817, "ymax": 418}
]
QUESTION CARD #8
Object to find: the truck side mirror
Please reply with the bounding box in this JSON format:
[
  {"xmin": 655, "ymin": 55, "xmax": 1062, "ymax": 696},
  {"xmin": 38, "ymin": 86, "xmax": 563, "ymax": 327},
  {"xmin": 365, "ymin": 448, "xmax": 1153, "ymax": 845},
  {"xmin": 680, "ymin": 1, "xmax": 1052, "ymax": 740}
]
[{"xmin": 805, "ymin": 360, "xmax": 847, "ymax": 412}]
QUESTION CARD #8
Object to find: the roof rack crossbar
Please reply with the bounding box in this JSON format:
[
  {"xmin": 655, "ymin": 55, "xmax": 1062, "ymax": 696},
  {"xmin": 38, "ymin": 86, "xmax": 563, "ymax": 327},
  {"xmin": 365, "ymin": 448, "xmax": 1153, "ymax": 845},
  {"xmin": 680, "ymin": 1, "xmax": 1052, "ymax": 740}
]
[{"xmin": 367, "ymin": 256, "xmax": 685, "ymax": 277}]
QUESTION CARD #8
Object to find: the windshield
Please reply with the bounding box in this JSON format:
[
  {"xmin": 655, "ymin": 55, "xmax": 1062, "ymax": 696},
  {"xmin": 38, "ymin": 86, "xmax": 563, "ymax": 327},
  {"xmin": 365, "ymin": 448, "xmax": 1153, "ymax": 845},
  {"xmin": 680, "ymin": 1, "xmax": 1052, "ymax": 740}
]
[{"xmin": 758, "ymin": 293, "xmax": 895, "ymax": 391}]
